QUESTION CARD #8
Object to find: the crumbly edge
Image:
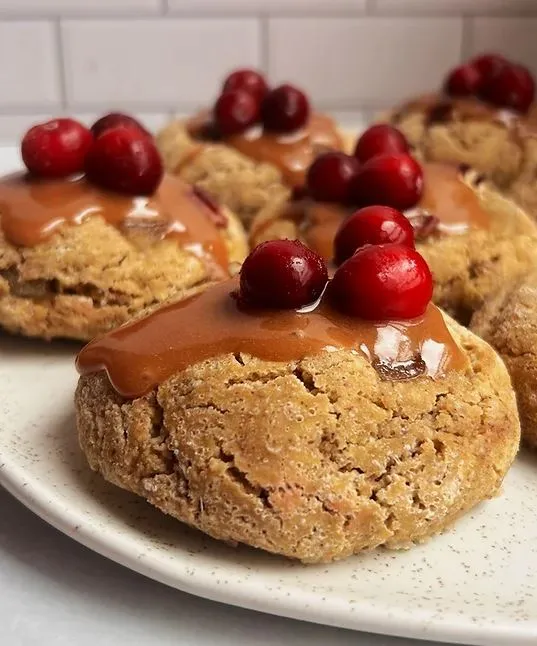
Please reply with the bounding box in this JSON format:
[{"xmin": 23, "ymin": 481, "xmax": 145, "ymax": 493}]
[{"xmin": 471, "ymin": 274, "xmax": 537, "ymax": 448}]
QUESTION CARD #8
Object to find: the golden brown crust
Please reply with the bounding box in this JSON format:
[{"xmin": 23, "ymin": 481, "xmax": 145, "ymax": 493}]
[
  {"xmin": 471, "ymin": 273, "xmax": 537, "ymax": 448},
  {"xmin": 0, "ymin": 208, "xmax": 248, "ymax": 342},
  {"xmin": 75, "ymin": 316, "xmax": 520, "ymax": 563},
  {"xmin": 250, "ymin": 174, "xmax": 537, "ymax": 325},
  {"xmin": 382, "ymin": 101, "xmax": 537, "ymax": 218}
]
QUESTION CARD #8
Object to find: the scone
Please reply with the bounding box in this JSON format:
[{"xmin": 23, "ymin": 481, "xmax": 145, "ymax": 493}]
[
  {"xmin": 381, "ymin": 53, "xmax": 537, "ymax": 218},
  {"xmin": 0, "ymin": 114, "xmax": 247, "ymax": 341},
  {"xmin": 472, "ymin": 272, "xmax": 537, "ymax": 449},
  {"xmin": 250, "ymin": 130, "xmax": 537, "ymax": 324},
  {"xmin": 75, "ymin": 240, "xmax": 520, "ymax": 563},
  {"xmin": 157, "ymin": 69, "xmax": 352, "ymax": 229}
]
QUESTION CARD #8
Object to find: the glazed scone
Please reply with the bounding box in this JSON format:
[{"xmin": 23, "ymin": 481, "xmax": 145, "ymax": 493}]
[
  {"xmin": 381, "ymin": 54, "xmax": 537, "ymax": 217},
  {"xmin": 0, "ymin": 171, "xmax": 248, "ymax": 342},
  {"xmin": 157, "ymin": 71, "xmax": 352, "ymax": 229},
  {"xmin": 251, "ymin": 162, "xmax": 537, "ymax": 324},
  {"xmin": 471, "ymin": 273, "xmax": 537, "ymax": 448},
  {"xmin": 75, "ymin": 273, "xmax": 520, "ymax": 564}
]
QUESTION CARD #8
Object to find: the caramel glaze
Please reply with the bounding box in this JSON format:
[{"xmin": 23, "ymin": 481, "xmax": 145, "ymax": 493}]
[
  {"xmin": 76, "ymin": 278, "xmax": 469, "ymax": 399},
  {"xmin": 392, "ymin": 92, "xmax": 537, "ymax": 139},
  {"xmin": 187, "ymin": 111, "xmax": 343, "ymax": 188},
  {"xmin": 256, "ymin": 162, "xmax": 490, "ymax": 261},
  {"xmin": 0, "ymin": 172, "xmax": 230, "ymax": 275}
]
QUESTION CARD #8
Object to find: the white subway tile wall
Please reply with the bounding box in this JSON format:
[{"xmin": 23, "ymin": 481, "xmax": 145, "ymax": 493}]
[{"xmin": 0, "ymin": 0, "xmax": 535, "ymax": 141}]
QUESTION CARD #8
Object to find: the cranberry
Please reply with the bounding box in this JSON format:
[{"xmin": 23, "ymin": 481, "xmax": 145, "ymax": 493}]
[
  {"xmin": 222, "ymin": 69, "xmax": 268, "ymax": 103},
  {"xmin": 471, "ymin": 53, "xmax": 507, "ymax": 80},
  {"xmin": 91, "ymin": 112, "xmax": 149, "ymax": 138},
  {"xmin": 330, "ymin": 243, "xmax": 433, "ymax": 320},
  {"xmin": 239, "ymin": 239, "xmax": 328, "ymax": 309},
  {"xmin": 480, "ymin": 63, "xmax": 535, "ymax": 113},
  {"xmin": 21, "ymin": 118, "xmax": 92, "ymax": 178},
  {"xmin": 334, "ymin": 206, "xmax": 415, "ymax": 265},
  {"xmin": 444, "ymin": 63, "xmax": 482, "ymax": 97},
  {"xmin": 353, "ymin": 125, "xmax": 409, "ymax": 164},
  {"xmin": 85, "ymin": 125, "xmax": 163, "ymax": 195},
  {"xmin": 214, "ymin": 90, "xmax": 260, "ymax": 136},
  {"xmin": 306, "ymin": 152, "xmax": 359, "ymax": 203},
  {"xmin": 350, "ymin": 153, "xmax": 423, "ymax": 211},
  {"xmin": 262, "ymin": 84, "xmax": 310, "ymax": 133}
]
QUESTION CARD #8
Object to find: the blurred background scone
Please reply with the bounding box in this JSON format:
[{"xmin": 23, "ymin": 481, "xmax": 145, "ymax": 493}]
[
  {"xmin": 251, "ymin": 125, "xmax": 537, "ymax": 324},
  {"xmin": 75, "ymin": 241, "xmax": 520, "ymax": 563},
  {"xmin": 381, "ymin": 54, "xmax": 537, "ymax": 219},
  {"xmin": 157, "ymin": 69, "xmax": 352, "ymax": 229},
  {"xmin": 472, "ymin": 272, "xmax": 537, "ymax": 449},
  {"xmin": 0, "ymin": 114, "xmax": 247, "ymax": 342}
]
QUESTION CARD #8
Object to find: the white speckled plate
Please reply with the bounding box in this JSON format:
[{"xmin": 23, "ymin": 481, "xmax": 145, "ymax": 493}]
[{"xmin": 1, "ymin": 332, "xmax": 537, "ymax": 646}]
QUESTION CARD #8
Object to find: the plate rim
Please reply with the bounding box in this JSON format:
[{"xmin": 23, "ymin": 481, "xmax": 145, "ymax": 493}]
[{"xmin": 1, "ymin": 447, "xmax": 536, "ymax": 646}]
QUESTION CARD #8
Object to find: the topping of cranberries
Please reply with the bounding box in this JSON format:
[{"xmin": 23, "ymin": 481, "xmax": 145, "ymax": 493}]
[
  {"xmin": 222, "ymin": 69, "xmax": 268, "ymax": 103},
  {"xmin": 91, "ymin": 112, "xmax": 149, "ymax": 138},
  {"xmin": 350, "ymin": 153, "xmax": 423, "ymax": 211},
  {"xmin": 239, "ymin": 239, "xmax": 328, "ymax": 309},
  {"xmin": 21, "ymin": 118, "xmax": 93, "ymax": 178},
  {"xmin": 444, "ymin": 63, "xmax": 482, "ymax": 97},
  {"xmin": 306, "ymin": 152, "xmax": 359, "ymax": 203},
  {"xmin": 262, "ymin": 84, "xmax": 310, "ymax": 133},
  {"xmin": 214, "ymin": 90, "xmax": 260, "ymax": 136},
  {"xmin": 330, "ymin": 243, "xmax": 433, "ymax": 320},
  {"xmin": 85, "ymin": 125, "xmax": 163, "ymax": 195},
  {"xmin": 470, "ymin": 53, "xmax": 507, "ymax": 80},
  {"xmin": 334, "ymin": 206, "xmax": 415, "ymax": 265},
  {"xmin": 480, "ymin": 62, "xmax": 535, "ymax": 113},
  {"xmin": 353, "ymin": 125, "xmax": 409, "ymax": 164}
]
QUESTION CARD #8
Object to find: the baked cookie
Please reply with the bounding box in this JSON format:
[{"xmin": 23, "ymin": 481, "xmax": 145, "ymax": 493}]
[
  {"xmin": 75, "ymin": 240, "xmax": 520, "ymax": 563},
  {"xmin": 250, "ymin": 133, "xmax": 537, "ymax": 324},
  {"xmin": 472, "ymin": 272, "xmax": 537, "ymax": 449},
  {"xmin": 382, "ymin": 54, "xmax": 537, "ymax": 218},
  {"xmin": 156, "ymin": 69, "xmax": 352, "ymax": 228},
  {"xmin": 0, "ymin": 115, "xmax": 247, "ymax": 342}
]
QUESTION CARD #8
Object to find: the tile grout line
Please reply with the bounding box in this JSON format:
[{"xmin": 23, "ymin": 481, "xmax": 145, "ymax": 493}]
[
  {"xmin": 461, "ymin": 15, "xmax": 473, "ymax": 60},
  {"xmin": 259, "ymin": 15, "xmax": 269, "ymax": 74},
  {"xmin": 53, "ymin": 18, "xmax": 68, "ymax": 110}
]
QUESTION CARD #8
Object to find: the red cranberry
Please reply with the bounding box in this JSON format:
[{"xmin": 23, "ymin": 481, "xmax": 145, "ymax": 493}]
[
  {"xmin": 353, "ymin": 125, "xmax": 409, "ymax": 164},
  {"xmin": 214, "ymin": 90, "xmax": 260, "ymax": 136},
  {"xmin": 334, "ymin": 206, "xmax": 415, "ymax": 265},
  {"xmin": 350, "ymin": 153, "xmax": 423, "ymax": 211},
  {"xmin": 239, "ymin": 239, "xmax": 328, "ymax": 309},
  {"xmin": 480, "ymin": 63, "xmax": 535, "ymax": 113},
  {"xmin": 471, "ymin": 53, "xmax": 507, "ymax": 80},
  {"xmin": 330, "ymin": 243, "xmax": 433, "ymax": 320},
  {"xmin": 21, "ymin": 118, "xmax": 92, "ymax": 178},
  {"xmin": 222, "ymin": 69, "xmax": 268, "ymax": 103},
  {"xmin": 306, "ymin": 152, "xmax": 359, "ymax": 203},
  {"xmin": 91, "ymin": 112, "xmax": 149, "ymax": 138},
  {"xmin": 85, "ymin": 125, "xmax": 163, "ymax": 195},
  {"xmin": 444, "ymin": 63, "xmax": 482, "ymax": 97},
  {"xmin": 262, "ymin": 84, "xmax": 310, "ymax": 133}
]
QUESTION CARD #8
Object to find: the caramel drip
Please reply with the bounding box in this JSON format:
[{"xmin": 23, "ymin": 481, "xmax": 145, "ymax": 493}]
[
  {"xmin": 0, "ymin": 172, "xmax": 229, "ymax": 272},
  {"xmin": 406, "ymin": 163, "xmax": 490, "ymax": 234},
  {"xmin": 76, "ymin": 278, "xmax": 468, "ymax": 399},
  {"xmin": 272, "ymin": 163, "xmax": 490, "ymax": 261},
  {"xmin": 188, "ymin": 111, "xmax": 343, "ymax": 188}
]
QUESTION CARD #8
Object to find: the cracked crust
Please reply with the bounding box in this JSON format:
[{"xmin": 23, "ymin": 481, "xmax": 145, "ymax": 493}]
[
  {"xmin": 75, "ymin": 316, "xmax": 520, "ymax": 563},
  {"xmin": 156, "ymin": 119, "xmax": 355, "ymax": 229},
  {"xmin": 471, "ymin": 273, "xmax": 537, "ymax": 448},
  {"xmin": 250, "ymin": 172, "xmax": 537, "ymax": 325},
  {"xmin": 382, "ymin": 99, "xmax": 537, "ymax": 219},
  {"xmin": 0, "ymin": 208, "xmax": 248, "ymax": 341}
]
